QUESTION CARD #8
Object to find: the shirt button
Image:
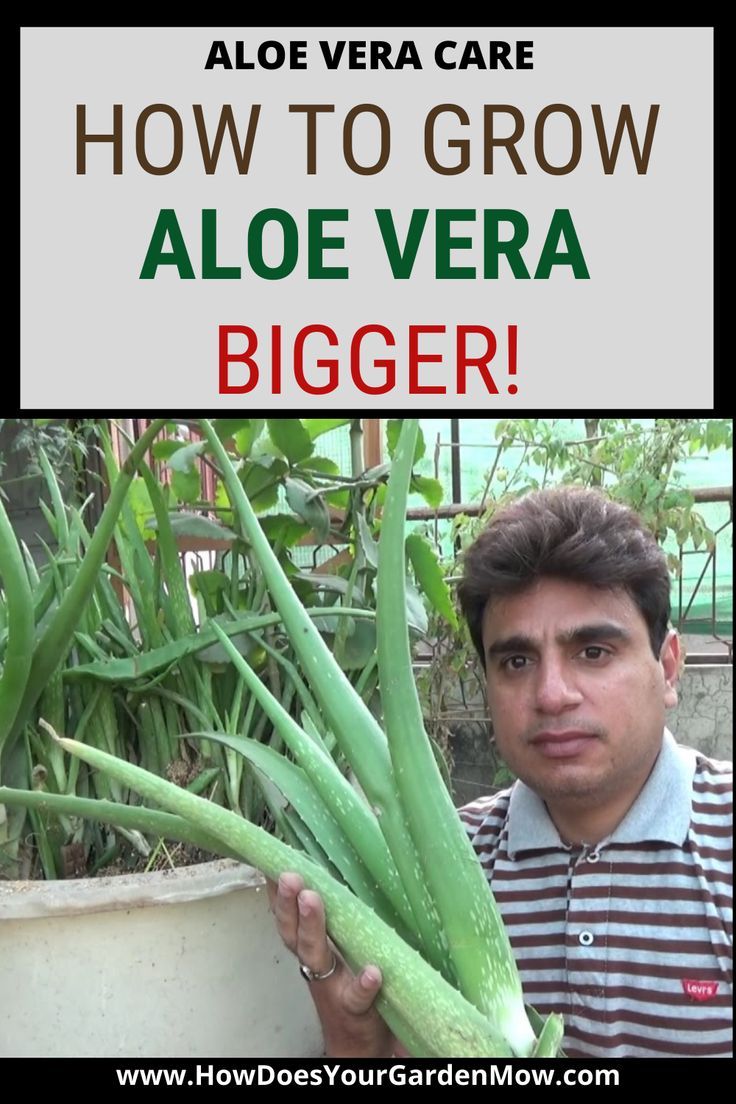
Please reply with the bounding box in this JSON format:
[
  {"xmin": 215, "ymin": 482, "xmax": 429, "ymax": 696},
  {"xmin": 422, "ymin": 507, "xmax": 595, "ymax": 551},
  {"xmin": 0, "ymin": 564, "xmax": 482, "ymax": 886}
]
[
  {"xmin": 586, "ymin": 850, "xmax": 601, "ymax": 863},
  {"xmin": 579, "ymin": 931, "xmax": 594, "ymax": 946}
]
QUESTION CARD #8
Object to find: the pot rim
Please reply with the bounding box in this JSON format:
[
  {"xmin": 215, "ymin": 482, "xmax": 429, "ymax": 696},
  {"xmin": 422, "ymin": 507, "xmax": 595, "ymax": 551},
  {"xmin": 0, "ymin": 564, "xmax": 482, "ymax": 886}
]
[{"xmin": 0, "ymin": 859, "xmax": 265, "ymax": 921}]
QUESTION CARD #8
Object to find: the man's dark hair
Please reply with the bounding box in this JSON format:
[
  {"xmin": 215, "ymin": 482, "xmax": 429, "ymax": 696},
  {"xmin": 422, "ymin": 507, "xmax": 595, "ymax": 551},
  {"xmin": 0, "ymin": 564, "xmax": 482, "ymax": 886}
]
[{"xmin": 457, "ymin": 485, "xmax": 671, "ymax": 664}]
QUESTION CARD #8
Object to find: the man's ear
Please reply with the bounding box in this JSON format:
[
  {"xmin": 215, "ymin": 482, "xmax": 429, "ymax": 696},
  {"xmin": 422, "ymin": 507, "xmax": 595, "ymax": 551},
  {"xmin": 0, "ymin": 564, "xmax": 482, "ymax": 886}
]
[{"xmin": 660, "ymin": 629, "xmax": 681, "ymax": 708}]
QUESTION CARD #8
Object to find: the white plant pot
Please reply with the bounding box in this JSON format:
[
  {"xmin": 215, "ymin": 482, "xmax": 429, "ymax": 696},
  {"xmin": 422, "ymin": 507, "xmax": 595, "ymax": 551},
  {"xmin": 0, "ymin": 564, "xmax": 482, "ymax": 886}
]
[{"xmin": 0, "ymin": 860, "xmax": 323, "ymax": 1058}]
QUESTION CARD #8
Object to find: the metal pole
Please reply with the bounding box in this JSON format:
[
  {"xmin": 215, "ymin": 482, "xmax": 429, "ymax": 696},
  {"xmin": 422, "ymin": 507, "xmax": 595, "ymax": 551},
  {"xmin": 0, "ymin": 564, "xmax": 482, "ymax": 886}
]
[{"xmin": 450, "ymin": 418, "xmax": 462, "ymax": 504}]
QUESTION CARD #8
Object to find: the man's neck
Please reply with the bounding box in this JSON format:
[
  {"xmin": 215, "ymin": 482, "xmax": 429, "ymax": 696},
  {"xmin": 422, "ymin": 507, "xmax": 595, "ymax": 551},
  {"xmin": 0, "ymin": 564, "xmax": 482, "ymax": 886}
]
[
  {"xmin": 541, "ymin": 745, "xmax": 664, "ymax": 848},
  {"xmin": 545, "ymin": 799, "xmax": 633, "ymax": 849}
]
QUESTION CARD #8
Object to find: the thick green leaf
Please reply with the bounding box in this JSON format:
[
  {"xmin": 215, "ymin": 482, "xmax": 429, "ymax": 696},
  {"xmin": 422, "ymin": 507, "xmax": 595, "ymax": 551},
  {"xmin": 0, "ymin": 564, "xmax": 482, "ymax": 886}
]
[
  {"xmin": 285, "ymin": 478, "xmax": 331, "ymax": 542},
  {"xmin": 195, "ymin": 731, "xmax": 393, "ymax": 915},
  {"xmin": 293, "ymin": 573, "xmax": 367, "ymax": 605},
  {"xmin": 405, "ymin": 580, "xmax": 429, "ymax": 634},
  {"xmin": 312, "ymin": 611, "xmax": 347, "ymax": 634},
  {"xmin": 196, "ymin": 631, "xmax": 260, "ymax": 665},
  {"xmin": 204, "ymin": 622, "xmax": 418, "ymax": 939},
  {"xmin": 298, "ymin": 456, "xmax": 350, "ymax": 508},
  {"xmin": 363, "ymin": 461, "xmax": 392, "ymax": 483},
  {"xmin": 377, "ymin": 419, "xmax": 536, "ymax": 1056},
  {"xmin": 411, "ymin": 475, "xmax": 444, "ymax": 510},
  {"xmin": 8, "ymin": 420, "xmax": 168, "ymax": 748},
  {"xmin": 298, "ymin": 456, "xmax": 339, "ymax": 477},
  {"xmin": 341, "ymin": 620, "xmax": 378, "ymax": 669},
  {"xmin": 260, "ymin": 513, "xmax": 311, "ymax": 549},
  {"xmin": 302, "ymin": 418, "xmax": 352, "ymax": 440},
  {"xmin": 387, "ymin": 420, "xmax": 425, "ymax": 463},
  {"xmin": 356, "ymin": 512, "xmax": 380, "ymax": 570},
  {"xmin": 167, "ymin": 440, "xmax": 205, "ymax": 473},
  {"xmin": 299, "ymin": 710, "xmax": 331, "ymax": 754},
  {"xmin": 151, "ymin": 513, "xmax": 238, "ymax": 541},
  {"xmin": 234, "ymin": 420, "xmax": 266, "ymax": 458},
  {"xmin": 212, "ymin": 419, "xmax": 256, "ymax": 442},
  {"xmin": 52, "ymin": 733, "xmax": 517, "ymax": 1057},
  {"xmin": 241, "ymin": 456, "xmax": 287, "ymax": 513},
  {"xmin": 0, "ymin": 786, "xmax": 238, "ymax": 859},
  {"xmin": 199, "ymin": 420, "xmax": 453, "ymax": 982},
  {"xmin": 151, "ymin": 439, "xmax": 186, "ymax": 461},
  {"xmin": 280, "ymin": 807, "xmax": 339, "ymax": 873},
  {"xmin": 267, "ymin": 420, "xmax": 314, "ymax": 464},
  {"xmin": 189, "ymin": 569, "xmax": 229, "ymax": 615},
  {"xmin": 214, "ymin": 479, "xmax": 233, "ymax": 527},
  {"xmin": 37, "ymin": 449, "xmax": 70, "ymax": 549},
  {"xmin": 0, "ymin": 501, "xmax": 35, "ymax": 748},
  {"xmin": 406, "ymin": 534, "xmax": 458, "ymax": 629},
  {"xmin": 127, "ymin": 478, "xmax": 157, "ymax": 540},
  {"xmin": 65, "ymin": 607, "xmax": 375, "ymax": 683},
  {"xmin": 171, "ymin": 467, "xmax": 201, "ymax": 504}
]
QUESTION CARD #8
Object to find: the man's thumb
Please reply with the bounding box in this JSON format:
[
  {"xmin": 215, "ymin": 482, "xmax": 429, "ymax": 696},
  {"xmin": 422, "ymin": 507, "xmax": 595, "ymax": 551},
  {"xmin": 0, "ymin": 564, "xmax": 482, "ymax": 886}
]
[{"xmin": 342, "ymin": 965, "xmax": 383, "ymax": 1014}]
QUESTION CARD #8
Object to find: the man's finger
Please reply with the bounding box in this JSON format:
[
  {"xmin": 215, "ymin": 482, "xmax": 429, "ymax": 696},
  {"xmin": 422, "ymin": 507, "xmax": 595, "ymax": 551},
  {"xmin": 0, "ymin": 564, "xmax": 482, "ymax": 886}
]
[
  {"xmin": 340, "ymin": 965, "xmax": 383, "ymax": 1015},
  {"xmin": 271, "ymin": 872, "xmax": 306, "ymax": 953},
  {"xmin": 294, "ymin": 889, "xmax": 334, "ymax": 975}
]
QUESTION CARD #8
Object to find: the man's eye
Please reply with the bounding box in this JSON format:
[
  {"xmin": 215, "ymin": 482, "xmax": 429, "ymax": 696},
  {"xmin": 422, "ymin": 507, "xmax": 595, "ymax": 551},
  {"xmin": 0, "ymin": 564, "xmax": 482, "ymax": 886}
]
[
  {"xmin": 503, "ymin": 655, "xmax": 528, "ymax": 671},
  {"xmin": 582, "ymin": 646, "xmax": 607, "ymax": 660}
]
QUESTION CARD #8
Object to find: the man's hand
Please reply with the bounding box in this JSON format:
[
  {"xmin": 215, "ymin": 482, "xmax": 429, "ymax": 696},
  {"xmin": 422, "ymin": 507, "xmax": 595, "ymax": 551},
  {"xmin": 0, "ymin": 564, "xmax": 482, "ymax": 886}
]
[{"xmin": 268, "ymin": 872, "xmax": 395, "ymax": 1058}]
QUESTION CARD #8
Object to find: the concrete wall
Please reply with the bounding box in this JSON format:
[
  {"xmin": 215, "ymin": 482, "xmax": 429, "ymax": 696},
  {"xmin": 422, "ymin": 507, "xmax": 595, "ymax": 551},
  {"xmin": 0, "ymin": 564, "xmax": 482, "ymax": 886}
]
[{"xmin": 670, "ymin": 664, "xmax": 733, "ymax": 761}]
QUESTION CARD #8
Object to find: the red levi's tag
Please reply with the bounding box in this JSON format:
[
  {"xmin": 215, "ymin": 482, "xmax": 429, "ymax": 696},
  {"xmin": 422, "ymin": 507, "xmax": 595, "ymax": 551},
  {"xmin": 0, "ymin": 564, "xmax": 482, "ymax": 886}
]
[{"xmin": 682, "ymin": 979, "xmax": 719, "ymax": 1001}]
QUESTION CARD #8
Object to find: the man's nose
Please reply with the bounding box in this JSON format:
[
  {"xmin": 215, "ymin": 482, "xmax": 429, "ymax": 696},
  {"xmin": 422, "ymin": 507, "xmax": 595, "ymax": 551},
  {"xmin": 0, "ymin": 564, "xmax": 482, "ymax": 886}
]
[{"xmin": 534, "ymin": 657, "xmax": 583, "ymax": 713}]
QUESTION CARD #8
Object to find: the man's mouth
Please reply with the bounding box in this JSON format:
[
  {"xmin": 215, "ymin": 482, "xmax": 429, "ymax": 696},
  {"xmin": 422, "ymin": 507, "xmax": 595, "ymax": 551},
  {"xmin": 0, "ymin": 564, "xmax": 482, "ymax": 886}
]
[{"xmin": 530, "ymin": 730, "xmax": 599, "ymax": 759}]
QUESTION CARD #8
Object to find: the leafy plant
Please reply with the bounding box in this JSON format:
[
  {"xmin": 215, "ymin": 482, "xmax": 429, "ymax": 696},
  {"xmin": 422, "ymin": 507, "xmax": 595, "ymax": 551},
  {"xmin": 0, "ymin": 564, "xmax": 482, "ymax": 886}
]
[
  {"xmin": 487, "ymin": 418, "xmax": 730, "ymax": 570},
  {"xmin": 0, "ymin": 419, "xmax": 102, "ymax": 502},
  {"xmin": 0, "ymin": 421, "xmax": 168, "ymax": 875},
  {"xmin": 1, "ymin": 417, "xmax": 455, "ymax": 880}
]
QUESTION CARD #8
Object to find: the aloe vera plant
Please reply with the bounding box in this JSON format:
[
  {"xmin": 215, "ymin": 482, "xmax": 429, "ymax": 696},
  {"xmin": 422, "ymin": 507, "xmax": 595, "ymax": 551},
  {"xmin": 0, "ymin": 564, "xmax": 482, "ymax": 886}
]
[
  {"xmin": 0, "ymin": 421, "xmax": 168, "ymax": 868},
  {"xmin": 3, "ymin": 422, "xmax": 375, "ymax": 871},
  {"xmin": 7, "ymin": 419, "xmax": 559, "ymax": 1056},
  {"xmin": 1, "ymin": 417, "xmax": 563, "ymax": 1056},
  {"xmin": 201, "ymin": 416, "xmax": 558, "ymax": 1055}
]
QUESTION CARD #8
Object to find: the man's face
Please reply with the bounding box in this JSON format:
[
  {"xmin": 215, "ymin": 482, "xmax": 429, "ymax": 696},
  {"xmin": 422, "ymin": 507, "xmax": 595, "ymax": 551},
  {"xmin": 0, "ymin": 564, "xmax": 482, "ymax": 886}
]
[{"xmin": 481, "ymin": 577, "xmax": 680, "ymax": 816}]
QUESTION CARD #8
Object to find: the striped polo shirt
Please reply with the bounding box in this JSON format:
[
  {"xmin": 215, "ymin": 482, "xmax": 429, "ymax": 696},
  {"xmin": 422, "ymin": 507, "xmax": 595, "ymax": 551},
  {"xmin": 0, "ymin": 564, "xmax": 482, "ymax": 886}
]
[{"xmin": 459, "ymin": 731, "xmax": 733, "ymax": 1058}]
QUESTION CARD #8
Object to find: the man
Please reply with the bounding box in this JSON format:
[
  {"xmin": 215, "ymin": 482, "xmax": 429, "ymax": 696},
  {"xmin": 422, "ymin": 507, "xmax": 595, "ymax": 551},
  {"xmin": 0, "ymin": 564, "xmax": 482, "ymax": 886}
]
[{"xmin": 271, "ymin": 486, "xmax": 733, "ymax": 1058}]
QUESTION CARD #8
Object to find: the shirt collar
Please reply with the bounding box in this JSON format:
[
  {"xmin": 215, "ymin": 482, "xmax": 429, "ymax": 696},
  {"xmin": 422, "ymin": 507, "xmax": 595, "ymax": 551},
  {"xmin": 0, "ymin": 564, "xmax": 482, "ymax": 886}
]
[{"xmin": 506, "ymin": 729, "xmax": 696, "ymax": 858}]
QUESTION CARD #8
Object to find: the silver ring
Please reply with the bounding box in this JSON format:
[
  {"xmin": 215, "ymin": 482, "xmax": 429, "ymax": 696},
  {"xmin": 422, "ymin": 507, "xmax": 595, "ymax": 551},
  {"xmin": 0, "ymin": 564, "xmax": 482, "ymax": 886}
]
[{"xmin": 298, "ymin": 952, "xmax": 337, "ymax": 982}]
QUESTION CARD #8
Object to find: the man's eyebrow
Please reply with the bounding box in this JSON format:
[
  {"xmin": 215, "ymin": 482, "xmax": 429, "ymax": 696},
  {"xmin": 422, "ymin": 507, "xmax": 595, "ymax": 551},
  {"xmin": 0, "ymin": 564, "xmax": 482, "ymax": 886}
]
[
  {"xmin": 560, "ymin": 623, "xmax": 631, "ymax": 646},
  {"xmin": 486, "ymin": 633, "xmax": 536, "ymax": 657},
  {"xmin": 486, "ymin": 622, "xmax": 631, "ymax": 658}
]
